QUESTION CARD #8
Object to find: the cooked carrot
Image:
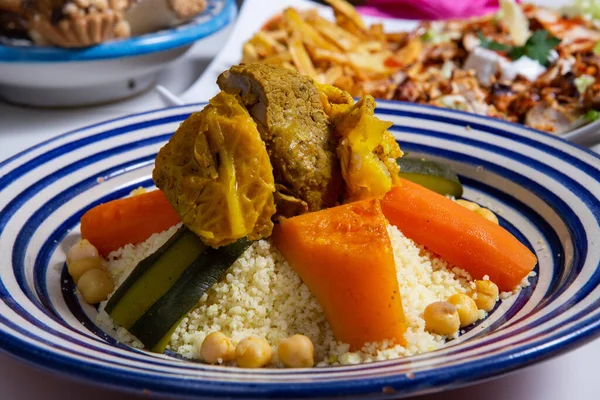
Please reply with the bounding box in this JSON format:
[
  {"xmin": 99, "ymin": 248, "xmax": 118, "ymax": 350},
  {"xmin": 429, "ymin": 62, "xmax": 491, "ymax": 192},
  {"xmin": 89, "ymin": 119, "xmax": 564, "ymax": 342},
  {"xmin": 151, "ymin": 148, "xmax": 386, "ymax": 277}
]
[
  {"xmin": 81, "ymin": 190, "xmax": 181, "ymax": 257},
  {"xmin": 380, "ymin": 179, "xmax": 537, "ymax": 291},
  {"xmin": 272, "ymin": 198, "xmax": 406, "ymax": 350}
]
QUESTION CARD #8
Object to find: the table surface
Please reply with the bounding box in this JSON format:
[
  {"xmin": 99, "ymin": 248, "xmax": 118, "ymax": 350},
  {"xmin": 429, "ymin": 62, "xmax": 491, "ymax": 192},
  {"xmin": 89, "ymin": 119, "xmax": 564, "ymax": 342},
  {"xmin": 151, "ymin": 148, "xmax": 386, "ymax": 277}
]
[{"xmin": 1, "ymin": 3, "xmax": 600, "ymax": 399}]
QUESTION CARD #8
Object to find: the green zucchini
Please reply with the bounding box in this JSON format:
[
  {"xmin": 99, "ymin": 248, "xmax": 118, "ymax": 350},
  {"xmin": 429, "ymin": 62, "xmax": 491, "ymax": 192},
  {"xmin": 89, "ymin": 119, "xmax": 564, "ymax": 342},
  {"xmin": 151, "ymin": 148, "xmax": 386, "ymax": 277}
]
[
  {"xmin": 129, "ymin": 238, "xmax": 252, "ymax": 352},
  {"xmin": 105, "ymin": 227, "xmax": 206, "ymax": 329},
  {"xmin": 396, "ymin": 157, "xmax": 463, "ymax": 197}
]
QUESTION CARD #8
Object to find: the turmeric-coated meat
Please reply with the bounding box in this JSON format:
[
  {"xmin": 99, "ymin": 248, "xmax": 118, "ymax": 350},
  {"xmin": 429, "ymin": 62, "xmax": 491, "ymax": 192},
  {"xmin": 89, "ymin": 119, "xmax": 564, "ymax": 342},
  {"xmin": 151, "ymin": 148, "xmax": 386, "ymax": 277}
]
[{"xmin": 217, "ymin": 63, "xmax": 342, "ymax": 213}]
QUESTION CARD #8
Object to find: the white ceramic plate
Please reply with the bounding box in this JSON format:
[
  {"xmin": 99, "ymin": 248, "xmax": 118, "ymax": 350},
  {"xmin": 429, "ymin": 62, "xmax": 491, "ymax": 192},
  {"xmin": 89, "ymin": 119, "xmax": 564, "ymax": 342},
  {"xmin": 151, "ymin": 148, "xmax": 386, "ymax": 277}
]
[{"xmin": 1, "ymin": 101, "xmax": 599, "ymax": 398}]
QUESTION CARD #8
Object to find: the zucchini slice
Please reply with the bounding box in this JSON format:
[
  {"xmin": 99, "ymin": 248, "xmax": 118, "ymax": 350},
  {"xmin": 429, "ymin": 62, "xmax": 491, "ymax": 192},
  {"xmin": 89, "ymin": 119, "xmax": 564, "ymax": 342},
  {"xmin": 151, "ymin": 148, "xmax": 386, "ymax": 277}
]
[
  {"xmin": 396, "ymin": 157, "xmax": 463, "ymax": 197},
  {"xmin": 104, "ymin": 227, "xmax": 206, "ymax": 329},
  {"xmin": 129, "ymin": 238, "xmax": 252, "ymax": 352}
]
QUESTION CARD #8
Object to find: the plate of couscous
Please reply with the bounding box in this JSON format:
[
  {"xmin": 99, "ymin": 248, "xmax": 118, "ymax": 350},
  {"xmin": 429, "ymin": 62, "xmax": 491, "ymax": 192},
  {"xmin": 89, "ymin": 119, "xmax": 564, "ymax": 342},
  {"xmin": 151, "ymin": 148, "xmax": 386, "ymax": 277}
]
[{"xmin": 1, "ymin": 64, "xmax": 599, "ymax": 399}]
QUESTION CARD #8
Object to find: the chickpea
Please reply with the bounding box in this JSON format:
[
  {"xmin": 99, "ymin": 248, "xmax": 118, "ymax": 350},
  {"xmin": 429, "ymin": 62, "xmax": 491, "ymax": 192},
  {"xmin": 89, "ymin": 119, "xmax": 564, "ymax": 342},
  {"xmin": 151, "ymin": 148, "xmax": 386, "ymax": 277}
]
[
  {"xmin": 77, "ymin": 268, "xmax": 114, "ymax": 304},
  {"xmin": 235, "ymin": 336, "xmax": 272, "ymax": 368},
  {"xmin": 475, "ymin": 207, "xmax": 499, "ymax": 224},
  {"xmin": 68, "ymin": 257, "xmax": 104, "ymax": 284},
  {"xmin": 130, "ymin": 186, "xmax": 147, "ymax": 196},
  {"xmin": 455, "ymin": 199, "xmax": 480, "ymax": 211},
  {"xmin": 277, "ymin": 334, "xmax": 314, "ymax": 368},
  {"xmin": 473, "ymin": 280, "xmax": 499, "ymax": 312},
  {"xmin": 423, "ymin": 301, "xmax": 460, "ymax": 336},
  {"xmin": 448, "ymin": 293, "xmax": 479, "ymax": 327},
  {"xmin": 201, "ymin": 332, "xmax": 235, "ymax": 364},
  {"xmin": 67, "ymin": 239, "xmax": 99, "ymax": 266}
]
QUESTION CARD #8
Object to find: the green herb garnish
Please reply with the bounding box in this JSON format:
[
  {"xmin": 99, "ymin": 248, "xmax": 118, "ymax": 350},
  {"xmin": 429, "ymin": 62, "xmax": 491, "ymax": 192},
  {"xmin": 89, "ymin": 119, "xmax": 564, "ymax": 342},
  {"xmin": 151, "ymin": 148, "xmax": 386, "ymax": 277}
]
[
  {"xmin": 478, "ymin": 29, "xmax": 561, "ymax": 66},
  {"xmin": 476, "ymin": 32, "xmax": 511, "ymax": 51},
  {"xmin": 585, "ymin": 110, "xmax": 600, "ymax": 122},
  {"xmin": 594, "ymin": 41, "xmax": 600, "ymax": 55}
]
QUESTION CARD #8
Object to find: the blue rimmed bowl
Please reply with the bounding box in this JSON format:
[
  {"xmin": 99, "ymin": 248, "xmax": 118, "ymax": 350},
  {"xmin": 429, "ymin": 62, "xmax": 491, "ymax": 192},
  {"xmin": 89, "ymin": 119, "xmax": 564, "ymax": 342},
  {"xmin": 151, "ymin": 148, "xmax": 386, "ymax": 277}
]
[
  {"xmin": 0, "ymin": 0, "xmax": 236, "ymax": 107},
  {"xmin": 1, "ymin": 101, "xmax": 599, "ymax": 398}
]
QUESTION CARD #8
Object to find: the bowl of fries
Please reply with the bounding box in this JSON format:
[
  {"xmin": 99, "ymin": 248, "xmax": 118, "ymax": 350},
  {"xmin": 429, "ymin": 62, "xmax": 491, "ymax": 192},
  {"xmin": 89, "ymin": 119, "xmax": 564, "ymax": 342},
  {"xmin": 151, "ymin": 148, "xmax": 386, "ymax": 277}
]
[{"xmin": 242, "ymin": 0, "xmax": 413, "ymax": 98}]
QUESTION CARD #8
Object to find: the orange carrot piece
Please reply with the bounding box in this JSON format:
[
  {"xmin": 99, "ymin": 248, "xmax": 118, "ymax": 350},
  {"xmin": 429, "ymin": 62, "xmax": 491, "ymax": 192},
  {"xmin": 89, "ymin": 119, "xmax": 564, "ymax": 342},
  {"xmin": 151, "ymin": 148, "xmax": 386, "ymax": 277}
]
[
  {"xmin": 272, "ymin": 198, "xmax": 406, "ymax": 350},
  {"xmin": 380, "ymin": 179, "xmax": 537, "ymax": 291},
  {"xmin": 81, "ymin": 190, "xmax": 181, "ymax": 257}
]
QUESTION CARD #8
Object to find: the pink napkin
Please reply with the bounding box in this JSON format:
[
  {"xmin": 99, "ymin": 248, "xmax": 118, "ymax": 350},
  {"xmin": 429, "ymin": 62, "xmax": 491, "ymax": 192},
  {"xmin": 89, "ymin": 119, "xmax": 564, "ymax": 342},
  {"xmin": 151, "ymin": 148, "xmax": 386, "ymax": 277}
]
[{"xmin": 357, "ymin": 0, "xmax": 509, "ymax": 20}]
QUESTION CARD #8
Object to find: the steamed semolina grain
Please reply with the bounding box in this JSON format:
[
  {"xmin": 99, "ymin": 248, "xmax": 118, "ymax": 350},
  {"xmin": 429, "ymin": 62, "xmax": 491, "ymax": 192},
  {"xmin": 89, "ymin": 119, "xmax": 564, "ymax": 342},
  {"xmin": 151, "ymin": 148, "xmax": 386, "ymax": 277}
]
[
  {"xmin": 169, "ymin": 226, "xmax": 474, "ymax": 365},
  {"xmin": 168, "ymin": 240, "xmax": 334, "ymax": 362},
  {"xmin": 94, "ymin": 224, "xmax": 182, "ymax": 348},
  {"xmin": 98, "ymin": 223, "xmax": 497, "ymax": 367},
  {"xmin": 105, "ymin": 223, "xmax": 182, "ymax": 286}
]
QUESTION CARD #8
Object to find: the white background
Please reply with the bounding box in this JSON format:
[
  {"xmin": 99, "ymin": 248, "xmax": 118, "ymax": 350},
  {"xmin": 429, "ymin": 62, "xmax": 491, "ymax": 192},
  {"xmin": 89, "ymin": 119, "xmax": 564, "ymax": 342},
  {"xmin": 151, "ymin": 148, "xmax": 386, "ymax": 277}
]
[{"xmin": 1, "ymin": 0, "xmax": 599, "ymax": 398}]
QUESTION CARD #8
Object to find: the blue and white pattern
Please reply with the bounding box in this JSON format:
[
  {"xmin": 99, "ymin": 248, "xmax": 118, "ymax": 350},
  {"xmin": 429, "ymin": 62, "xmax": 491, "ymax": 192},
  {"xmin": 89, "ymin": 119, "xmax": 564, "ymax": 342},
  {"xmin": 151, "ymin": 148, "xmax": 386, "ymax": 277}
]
[
  {"xmin": 0, "ymin": 0, "xmax": 236, "ymax": 62},
  {"xmin": 0, "ymin": 102, "xmax": 599, "ymax": 398}
]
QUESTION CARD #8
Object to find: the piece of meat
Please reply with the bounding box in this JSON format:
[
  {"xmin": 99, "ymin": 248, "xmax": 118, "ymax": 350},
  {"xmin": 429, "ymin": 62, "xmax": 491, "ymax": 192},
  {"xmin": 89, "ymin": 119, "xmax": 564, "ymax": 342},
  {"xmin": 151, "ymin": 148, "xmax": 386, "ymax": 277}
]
[
  {"xmin": 524, "ymin": 101, "xmax": 583, "ymax": 134},
  {"xmin": 217, "ymin": 64, "xmax": 342, "ymax": 213},
  {"xmin": 584, "ymin": 82, "xmax": 600, "ymax": 110},
  {"xmin": 488, "ymin": 83, "xmax": 516, "ymax": 113}
]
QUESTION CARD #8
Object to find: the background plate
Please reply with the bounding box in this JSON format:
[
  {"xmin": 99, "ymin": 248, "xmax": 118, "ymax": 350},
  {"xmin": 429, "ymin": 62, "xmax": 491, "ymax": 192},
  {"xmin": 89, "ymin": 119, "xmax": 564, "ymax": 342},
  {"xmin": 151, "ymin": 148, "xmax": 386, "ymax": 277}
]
[
  {"xmin": 0, "ymin": 102, "xmax": 599, "ymax": 399},
  {"xmin": 171, "ymin": 0, "xmax": 599, "ymax": 145},
  {"xmin": 0, "ymin": 0, "xmax": 235, "ymax": 62}
]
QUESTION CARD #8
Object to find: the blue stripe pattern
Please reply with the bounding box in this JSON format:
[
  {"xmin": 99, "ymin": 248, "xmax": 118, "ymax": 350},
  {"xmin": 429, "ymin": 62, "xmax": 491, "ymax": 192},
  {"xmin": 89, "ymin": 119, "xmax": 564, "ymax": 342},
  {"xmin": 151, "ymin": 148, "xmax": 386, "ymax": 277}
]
[{"xmin": 0, "ymin": 101, "xmax": 599, "ymax": 399}]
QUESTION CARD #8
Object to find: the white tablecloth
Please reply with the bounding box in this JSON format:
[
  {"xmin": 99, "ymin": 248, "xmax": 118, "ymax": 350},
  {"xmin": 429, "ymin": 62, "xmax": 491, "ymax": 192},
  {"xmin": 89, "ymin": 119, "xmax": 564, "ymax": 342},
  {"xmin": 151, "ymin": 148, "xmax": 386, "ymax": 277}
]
[{"xmin": 1, "ymin": 7, "xmax": 599, "ymax": 400}]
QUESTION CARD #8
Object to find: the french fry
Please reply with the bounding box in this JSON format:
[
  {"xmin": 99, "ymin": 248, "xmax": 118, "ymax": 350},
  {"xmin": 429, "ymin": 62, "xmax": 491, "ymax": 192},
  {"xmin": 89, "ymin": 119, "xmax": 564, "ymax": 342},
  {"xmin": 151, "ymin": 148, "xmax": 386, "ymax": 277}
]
[
  {"xmin": 261, "ymin": 51, "xmax": 293, "ymax": 65},
  {"xmin": 242, "ymin": 42, "xmax": 259, "ymax": 63},
  {"xmin": 313, "ymin": 16, "xmax": 361, "ymax": 51},
  {"xmin": 334, "ymin": 13, "xmax": 369, "ymax": 40},
  {"xmin": 356, "ymin": 41, "xmax": 384, "ymax": 53},
  {"xmin": 324, "ymin": 66, "xmax": 345, "ymax": 85},
  {"xmin": 389, "ymin": 37, "xmax": 422, "ymax": 67},
  {"xmin": 252, "ymin": 31, "xmax": 287, "ymax": 54},
  {"xmin": 347, "ymin": 52, "xmax": 392, "ymax": 75},
  {"xmin": 269, "ymin": 30, "xmax": 289, "ymax": 42},
  {"xmin": 283, "ymin": 8, "xmax": 341, "ymax": 52},
  {"xmin": 311, "ymin": 47, "xmax": 349, "ymax": 64},
  {"xmin": 325, "ymin": 0, "xmax": 366, "ymax": 31},
  {"xmin": 288, "ymin": 35, "xmax": 317, "ymax": 77},
  {"xmin": 368, "ymin": 23, "xmax": 387, "ymax": 43},
  {"xmin": 244, "ymin": 0, "xmax": 413, "ymax": 99}
]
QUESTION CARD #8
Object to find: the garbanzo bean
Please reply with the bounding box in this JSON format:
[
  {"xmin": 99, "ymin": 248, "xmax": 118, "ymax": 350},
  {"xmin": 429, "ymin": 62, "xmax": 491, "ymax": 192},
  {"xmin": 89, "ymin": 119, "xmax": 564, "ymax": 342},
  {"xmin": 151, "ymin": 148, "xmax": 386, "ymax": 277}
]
[
  {"xmin": 201, "ymin": 332, "xmax": 236, "ymax": 364},
  {"xmin": 68, "ymin": 257, "xmax": 104, "ymax": 284},
  {"xmin": 277, "ymin": 334, "xmax": 314, "ymax": 368},
  {"xmin": 455, "ymin": 199, "xmax": 480, "ymax": 211},
  {"xmin": 423, "ymin": 301, "xmax": 460, "ymax": 336},
  {"xmin": 475, "ymin": 207, "xmax": 499, "ymax": 224},
  {"xmin": 77, "ymin": 268, "xmax": 114, "ymax": 304},
  {"xmin": 236, "ymin": 336, "xmax": 272, "ymax": 368},
  {"xmin": 473, "ymin": 280, "xmax": 499, "ymax": 312},
  {"xmin": 448, "ymin": 293, "xmax": 479, "ymax": 327},
  {"xmin": 67, "ymin": 239, "xmax": 99, "ymax": 266}
]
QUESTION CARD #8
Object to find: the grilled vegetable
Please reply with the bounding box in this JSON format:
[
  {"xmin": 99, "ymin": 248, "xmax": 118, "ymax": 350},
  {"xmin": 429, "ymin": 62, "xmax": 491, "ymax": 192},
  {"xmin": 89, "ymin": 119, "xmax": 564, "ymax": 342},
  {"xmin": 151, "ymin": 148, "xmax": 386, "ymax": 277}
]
[
  {"xmin": 128, "ymin": 238, "xmax": 252, "ymax": 352},
  {"xmin": 396, "ymin": 157, "xmax": 463, "ymax": 197}
]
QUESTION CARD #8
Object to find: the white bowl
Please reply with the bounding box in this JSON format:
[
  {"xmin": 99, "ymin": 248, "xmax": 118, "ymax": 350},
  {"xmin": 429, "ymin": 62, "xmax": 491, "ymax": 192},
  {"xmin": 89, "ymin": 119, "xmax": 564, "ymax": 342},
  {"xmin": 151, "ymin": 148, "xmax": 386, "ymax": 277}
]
[{"xmin": 0, "ymin": 0, "xmax": 236, "ymax": 107}]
